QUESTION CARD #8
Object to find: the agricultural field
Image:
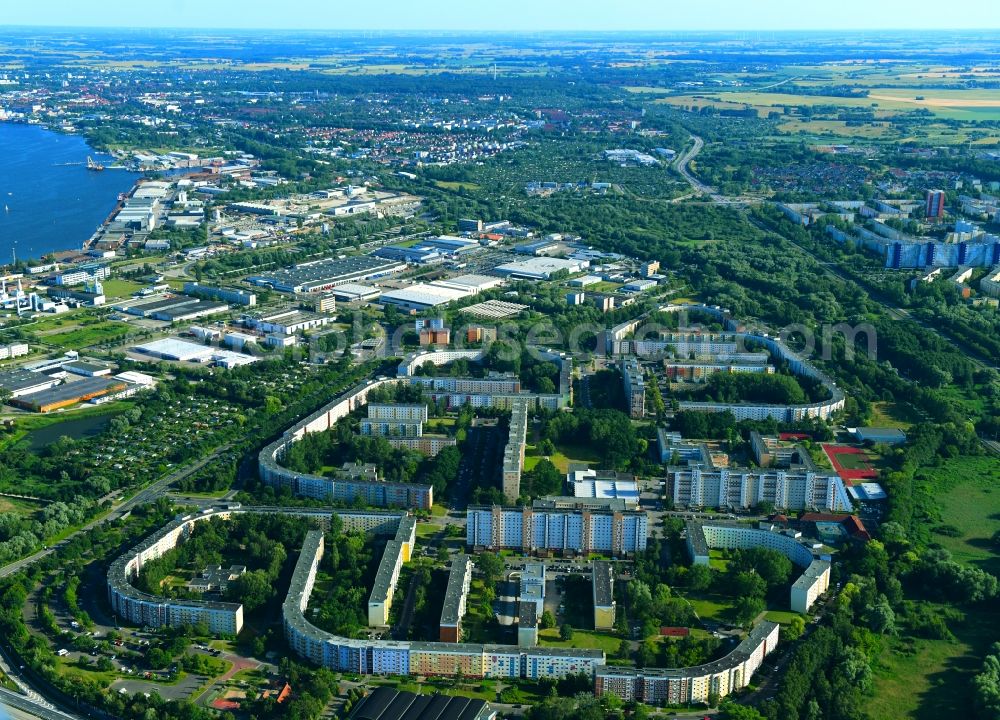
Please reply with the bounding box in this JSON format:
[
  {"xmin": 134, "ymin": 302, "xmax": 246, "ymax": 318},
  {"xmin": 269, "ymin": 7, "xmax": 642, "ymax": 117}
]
[{"xmin": 651, "ymin": 82, "xmax": 1000, "ymax": 123}]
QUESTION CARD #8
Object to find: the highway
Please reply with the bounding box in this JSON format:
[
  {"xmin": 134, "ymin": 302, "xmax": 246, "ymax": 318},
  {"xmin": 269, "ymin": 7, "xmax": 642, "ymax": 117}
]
[
  {"xmin": 672, "ymin": 134, "xmax": 711, "ymax": 198},
  {"xmin": 0, "ymin": 689, "xmax": 80, "ymax": 720}
]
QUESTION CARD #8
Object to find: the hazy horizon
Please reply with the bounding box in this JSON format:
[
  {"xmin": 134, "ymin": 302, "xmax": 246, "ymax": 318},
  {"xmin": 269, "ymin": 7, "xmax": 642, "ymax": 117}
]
[{"xmin": 2, "ymin": 0, "xmax": 999, "ymax": 32}]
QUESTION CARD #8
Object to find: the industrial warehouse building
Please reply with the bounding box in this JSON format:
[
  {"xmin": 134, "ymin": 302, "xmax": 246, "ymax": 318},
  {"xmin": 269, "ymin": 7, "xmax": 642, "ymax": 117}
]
[
  {"xmin": 379, "ymin": 274, "xmax": 503, "ymax": 311},
  {"xmin": 132, "ymin": 338, "xmax": 260, "ymax": 368},
  {"xmin": 0, "ymin": 368, "xmax": 59, "ymax": 398},
  {"xmin": 249, "ymin": 255, "xmax": 405, "ymax": 293},
  {"xmin": 11, "ymin": 376, "xmax": 127, "ymax": 413},
  {"xmin": 494, "ymin": 257, "xmax": 588, "ymax": 280}
]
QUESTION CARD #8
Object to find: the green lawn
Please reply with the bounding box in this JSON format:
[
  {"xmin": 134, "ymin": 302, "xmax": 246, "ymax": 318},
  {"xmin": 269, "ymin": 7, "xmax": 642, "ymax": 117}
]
[
  {"xmin": 525, "ymin": 442, "xmax": 601, "ymax": 473},
  {"xmin": 679, "ymin": 593, "xmax": 731, "ymax": 622},
  {"xmin": 868, "ymin": 401, "xmax": 924, "ymax": 429},
  {"xmin": 433, "ymin": 180, "xmax": 481, "ymax": 192},
  {"xmin": 871, "ymin": 607, "xmax": 1000, "ymax": 720},
  {"xmin": 708, "ymin": 549, "xmax": 729, "ymax": 572},
  {"xmin": 42, "ymin": 323, "xmax": 134, "ymax": 350},
  {"xmin": 871, "ymin": 455, "xmax": 1000, "ymax": 718},
  {"xmin": 537, "ymin": 628, "xmax": 622, "ymax": 653},
  {"xmin": 99, "ymin": 279, "xmax": 144, "ymax": 298},
  {"xmin": 920, "ymin": 455, "xmax": 1000, "ymax": 576},
  {"xmin": 763, "ymin": 610, "xmax": 804, "ymax": 625}
]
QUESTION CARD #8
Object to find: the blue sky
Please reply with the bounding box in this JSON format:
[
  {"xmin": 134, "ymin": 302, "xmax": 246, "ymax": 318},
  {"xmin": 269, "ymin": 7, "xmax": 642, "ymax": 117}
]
[{"xmin": 3, "ymin": 0, "xmax": 999, "ymax": 31}]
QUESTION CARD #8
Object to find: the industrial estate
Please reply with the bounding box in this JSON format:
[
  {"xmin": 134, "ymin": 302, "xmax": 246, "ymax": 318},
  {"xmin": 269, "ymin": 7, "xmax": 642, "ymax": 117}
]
[{"xmin": 1, "ymin": 17, "xmax": 999, "ymax": 720}]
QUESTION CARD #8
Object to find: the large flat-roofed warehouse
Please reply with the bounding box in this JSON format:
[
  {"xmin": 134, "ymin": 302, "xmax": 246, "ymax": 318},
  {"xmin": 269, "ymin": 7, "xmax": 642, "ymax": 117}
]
[
  {"xmin": 11, "ymin": 377, "xmax": 127, "ymax": 413},
  {"xmin": 133, "ymin": 338, "xmax": 260, "ymax": 368},
  {"xmin": 494, "ymin": 257, "xmax": 587, "ymax": 280},
  {"xmin": 380, "ymin": 275, "xmax": 502, "ymax": 312},
  {"xmin": 329, "ymin": 283, "xmax": 382, "ymax": 302},
  {"xmin": 379, "ymin": 283, "xmax": 474, "ymax": 311},
  {"xmin": 0, "ymin": 369, "xmax": 59, "ymax": 399},
  {"xmin": 153, "ymin": 300, "xmax": 229, "ymax": 323},
  {"xmin": 349, "ymin": 687, "xmax": 495, "ymax": 720},
  {"xmin": 250, "ymin": 309, "xmax": 333, "ymax": 335},
  {"xmin": 248, "ymin": 256, "xmax": 405, "ymax": 294},
  {"xmin": 134, "ymin": 338, "xmax": 217, "ymax": 362}
]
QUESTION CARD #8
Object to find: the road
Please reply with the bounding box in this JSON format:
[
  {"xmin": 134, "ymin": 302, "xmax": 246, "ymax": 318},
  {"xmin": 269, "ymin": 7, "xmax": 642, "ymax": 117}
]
[
  {"xmin": 0, "ymin": 443, "xmax": 233, "ymax": 581},
  {"xmin": 672, "ymin": 134, "xmax": 712, "ymax": 199},
  {"xmin": 0, "ymin": 688, "xmax": 80, "ymax": 720}
]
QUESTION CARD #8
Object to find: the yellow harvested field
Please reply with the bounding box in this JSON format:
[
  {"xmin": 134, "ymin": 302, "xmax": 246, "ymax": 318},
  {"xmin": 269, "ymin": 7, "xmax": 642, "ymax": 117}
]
[{"xmin": 868, "ymin": 93, "xmax": 1000, "ymax": 108}]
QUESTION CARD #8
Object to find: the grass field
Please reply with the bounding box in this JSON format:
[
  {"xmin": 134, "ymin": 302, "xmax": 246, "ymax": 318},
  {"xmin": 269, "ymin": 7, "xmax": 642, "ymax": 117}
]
[
  {"xmin": 871, "ymin": 455, "xmax": 1000, "ymax": 718},
  {"xmin": 869, "ymin": 401, "xmax": 923, "ymax": 429},
  {"xmin": 0, "ymin": 496, "xmax": 39, "ymax": 517},
  {"xmin": 524, "ymin": 442, "xmax": 600, "ymax": 473},
  {"xmin": 836, "ymin": 452, "xmax": 873, "ymax": 471},
  {"xmin": 920, "ymin": 455, "xmax": 1000, "ymax": 576},
  {"xmin": 433, "ymin": 180, "xmax": 482, "ymax": 192},
  {"xmin": 657, "ymin": 88, "xmax": 1000, "ymax": 121},
  {"xmin": 776, "ymin": 119, "xmax": 896, "ymax": 139},
  {"xmin": 680, "ymin": 593, "xmax": 731, "ymax": 623},
  {"xmin": 708, "ymin": 549, "xmax": 729, "ymax": 572},
  {"xmin": 99, "ymin": 279, "xmax": 144, "ymax": 298},
  {"xmin": 537, "ymin": 628, "xmax": 622, "ymax": 653},
  {"xmin": 763, "ymin": 610, "xmax": 804, "ymax": 625},
  {"xmin": 871, "ymin": 607, "xmax": 1000, "ymax": 720},
  {"xmin": 41, "ymin": 323, "xmax": 134, "ymax": 350}
]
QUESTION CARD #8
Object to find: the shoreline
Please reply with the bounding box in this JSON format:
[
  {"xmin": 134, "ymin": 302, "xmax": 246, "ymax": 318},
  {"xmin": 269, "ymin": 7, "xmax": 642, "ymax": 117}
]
[{"xmin": 0, "ymin": 120, "xmax": 143, "ymax": 269}]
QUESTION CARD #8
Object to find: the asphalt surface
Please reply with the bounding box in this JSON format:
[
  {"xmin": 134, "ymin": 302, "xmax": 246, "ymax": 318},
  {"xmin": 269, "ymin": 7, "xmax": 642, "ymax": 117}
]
[{"xmin": 0, "ymin": 688, "xmax": 80, "ymax": 720}]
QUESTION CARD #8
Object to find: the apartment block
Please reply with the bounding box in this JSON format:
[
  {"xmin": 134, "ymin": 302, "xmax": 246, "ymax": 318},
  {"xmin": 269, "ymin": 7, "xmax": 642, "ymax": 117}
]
[
  {"xmin": 592, "ymin": 561, "xmax": 616, "ymax": 630},
  {"xmin": 594, "ymin": 621, "xmax": 779, "ymax": 705},
  {"xmin": 621, "ymin": 357, "xmax": 646, "ymax": 419},
  {"xmin": 502, "ymin": 400, "xmax": 529, "ymax": 502},
  {"xmin": 466, "ymin": 502, "xmax": 647, "ymax": 557},
  {"xmin": 439, "ymin": 555, "xmax": 473, "ymax": 642}
]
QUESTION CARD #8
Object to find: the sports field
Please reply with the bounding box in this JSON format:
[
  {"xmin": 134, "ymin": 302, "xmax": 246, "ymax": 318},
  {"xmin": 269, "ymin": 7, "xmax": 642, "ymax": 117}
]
[{"xmin": 821, "ymin": 444, "xmax": 877, "ymax": 482}]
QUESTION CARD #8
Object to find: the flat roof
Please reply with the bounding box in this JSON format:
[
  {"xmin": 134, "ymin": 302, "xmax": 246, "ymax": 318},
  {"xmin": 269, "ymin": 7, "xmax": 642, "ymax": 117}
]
[
  {"xmin": 370, "ymin": 540, "xmax": 404, "ymax": 604},
  {"xmin": 330, "ymin": 283, "xmax": 381, "ymax": 300},
  {"xmin": 494, "ymin": 257, "xmax": 584, "ymax": 279},
  {"xmin": 572, "ymin": 480, "xmax": 640, "ymax": 501},
  {"xmin": 17, "ymin": 377, "xmax": 125, "ymax": 408},
  {"xmin": 0, "ymin": 368, "xmax": 55, "ymax": 393},
  {"xmin": 518, "ymin": 601, "xmax": 538, "ymax": 628},
  {"xmin": 63, "ymin": 360, "xmax": 111, "ymax": 373},
  {"xmin": 129, "ymin": 296, "xmax": 198, "ymax": 313},
  {"xmin": 156, "ymin": 301, "xmax": 228, "ymax": 319},
  {"xmin": 440, "ymin": 555, "xmax": 471, "ymax": 627},
  {"xmin": 380, "ymin": 283, "xmax": 474, "ymax": 308},
  {"xmin": 251, "ymin": 255, "xmax": 403, "ymax": 291},
  {"xmin": 461, "ymin": 300, "xmax": 528, "ymax": 319},
  {"xmin": 592, "ymin": 560, "xmax": 614, "ymax": 607},
  {"xmin": 134, "ymin": 338, "xmax": 215, "ymax": 362},
  {"xmin": 350, "ymin": 687, "xmax": 491, "ymax": 720}
]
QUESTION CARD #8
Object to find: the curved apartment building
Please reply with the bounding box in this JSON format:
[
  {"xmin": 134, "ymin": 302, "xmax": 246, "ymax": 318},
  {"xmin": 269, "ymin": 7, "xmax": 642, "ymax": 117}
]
[{"xmin": 107, "ymin": 506, "xmax": 410, "ymax": 636}]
